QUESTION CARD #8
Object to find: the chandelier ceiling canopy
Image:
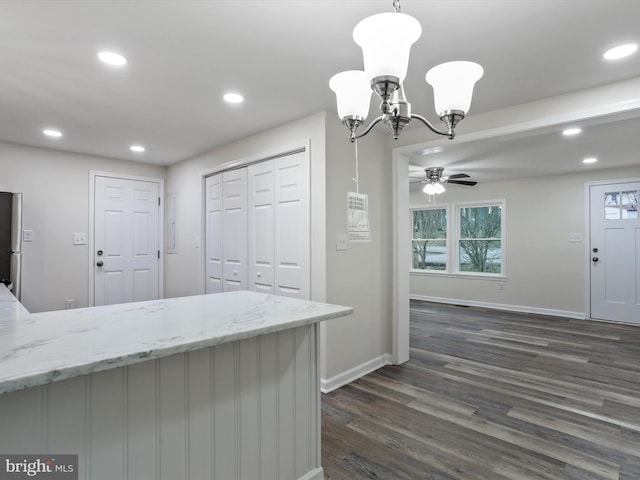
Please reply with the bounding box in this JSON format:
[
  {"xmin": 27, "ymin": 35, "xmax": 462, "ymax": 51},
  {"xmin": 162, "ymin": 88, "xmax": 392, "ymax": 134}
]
[{"xmin": 330, "ymin": 0, "xmax": 484, "ymax": 143}]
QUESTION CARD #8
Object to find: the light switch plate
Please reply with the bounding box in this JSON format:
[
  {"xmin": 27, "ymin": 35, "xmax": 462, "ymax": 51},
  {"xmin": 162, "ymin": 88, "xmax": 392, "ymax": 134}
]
[
  {"xmin": 336, "ymin": 233, "xmax": 348, "ymax": 251},
  {"xmin": 568, "ymin": 233, "xmax": 583, "ymax": 242},
  {"xmin": 73, "ymin": 233, "xmax": 87, "ymax": 245}
]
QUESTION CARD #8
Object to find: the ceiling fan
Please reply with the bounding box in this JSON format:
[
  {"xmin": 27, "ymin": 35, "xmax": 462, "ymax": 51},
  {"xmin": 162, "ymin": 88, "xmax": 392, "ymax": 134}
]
[{"xmin": 410, "ymin": 167, "xmax": 477, "ymax": 194}]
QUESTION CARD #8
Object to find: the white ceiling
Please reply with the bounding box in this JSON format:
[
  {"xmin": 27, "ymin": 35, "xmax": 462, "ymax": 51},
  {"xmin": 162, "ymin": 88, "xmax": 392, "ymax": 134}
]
[
  {"xmin": 1, "ymin": 1, "xmax": 639, "ymax": 168},
  {"xmin": 408, "ymin": 112, "xmax": 640, "ymax": 187}
]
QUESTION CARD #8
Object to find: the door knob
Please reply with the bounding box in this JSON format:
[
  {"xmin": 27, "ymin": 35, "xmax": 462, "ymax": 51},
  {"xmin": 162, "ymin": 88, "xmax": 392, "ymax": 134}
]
[
  {"xmin": 97, "ymin": 261, "xmax": 104, "ymax": 267},
  {"xmin": 592, "ymin": 257, "xmax": 599, "ymax": 262}
]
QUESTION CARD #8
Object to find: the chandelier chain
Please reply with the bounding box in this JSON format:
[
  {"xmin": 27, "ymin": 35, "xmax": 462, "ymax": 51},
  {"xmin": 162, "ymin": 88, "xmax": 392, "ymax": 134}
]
[
  {"xmin": 353, "ymin": 138, "xmax": 360, "ymax": 193},
  {"xmin": 393, "ymin": 0, "xmax": 401, "ymax": 12}
]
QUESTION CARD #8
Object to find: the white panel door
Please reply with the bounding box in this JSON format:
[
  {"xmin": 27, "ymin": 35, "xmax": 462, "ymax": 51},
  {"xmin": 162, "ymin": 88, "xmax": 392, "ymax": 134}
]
[
  {"xmin": 590, "ymin": 181, "xmax": 640, "ymax": 323},
  {"xmin": 274, "ymin": 151, "xmax": 310, "ymax": 299},
  {"xmin": 94, "ymin": 176, "xmax": 160, "ymax": 306},
  {"xmin": 205, "ymin": 174, "xmax": 223, "ymax": 294},
  {"xmin": 248, "ymin": 160, "xmax": 275, "ymax": 293},
  {"xmin": 222, "ymin": 169, "xmax": 248, "ymax": 291}
]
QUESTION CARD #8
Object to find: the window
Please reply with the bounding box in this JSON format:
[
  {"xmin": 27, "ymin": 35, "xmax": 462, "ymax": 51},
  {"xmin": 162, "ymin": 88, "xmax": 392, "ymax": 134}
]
[
  {"xmin": 604, "ymin": 190, "xmax": 638, "ymax": 219},
  {"xmin": 457, "ymin": 204, "xmax": 503, "ymax": 274},
  {"xmin": 412, "ymin": 208, "xmax": 447, "ymax": 271},
  {"xmin": 411, "ymin": 200, "xmax": 505, "ymax": 276}
]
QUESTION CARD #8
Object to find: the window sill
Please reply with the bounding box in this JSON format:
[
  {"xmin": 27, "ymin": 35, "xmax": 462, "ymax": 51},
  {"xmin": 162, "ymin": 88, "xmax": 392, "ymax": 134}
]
[{"xmin": 410, "ymin": 270, "xmax": 507, "ymax": 281}]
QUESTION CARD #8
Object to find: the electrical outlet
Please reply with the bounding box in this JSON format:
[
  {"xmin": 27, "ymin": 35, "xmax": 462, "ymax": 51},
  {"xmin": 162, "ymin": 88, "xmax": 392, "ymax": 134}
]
[
  {"xmin": 23, "ymin": 229, "xmax": 33, "ymax": 242},
  {"xmin": 65, "ymin": 299, "xmax": 75, "ymax": 309},
  {"xmin": 499, "ymin": 282, "xmax": 505, "ymax": 290}
]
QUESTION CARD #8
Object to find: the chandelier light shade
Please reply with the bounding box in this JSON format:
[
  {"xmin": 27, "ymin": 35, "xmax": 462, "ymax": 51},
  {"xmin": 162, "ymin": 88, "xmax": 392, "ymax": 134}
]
[
  {"xmin": 426, "ymin": 61, "xmax": 484, "ymax": 116},
  {"xmin": 329, "ymin": 71, "xmax": 372, "ymax": 120},
  {"xmin": 329, "ymin": 0, "xmax": 484, "ymax": 143},
  {"xmin": 353, "ymin": 12, "xmax": 422, "ymax": 83}
]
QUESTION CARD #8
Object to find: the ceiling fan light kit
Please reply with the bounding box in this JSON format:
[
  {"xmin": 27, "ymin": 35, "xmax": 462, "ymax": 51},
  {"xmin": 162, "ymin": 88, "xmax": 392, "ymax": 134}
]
[
  {"xmin": 413, "ymin": 166, "xmax": 478, "ymax": 195},
  {"xmin": 423, "ymin": 182, "xmax": 446, "ymax": 195},
  {"xmin": 329, "ymin": 0, "xmax": 484, "ymax": 143}
]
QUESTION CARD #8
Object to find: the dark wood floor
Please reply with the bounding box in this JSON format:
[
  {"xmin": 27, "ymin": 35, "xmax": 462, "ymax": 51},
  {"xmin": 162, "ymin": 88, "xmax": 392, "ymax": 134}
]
[{"xmin": 321, "ymin": 301, "xmax": 640, "ymax": 480}]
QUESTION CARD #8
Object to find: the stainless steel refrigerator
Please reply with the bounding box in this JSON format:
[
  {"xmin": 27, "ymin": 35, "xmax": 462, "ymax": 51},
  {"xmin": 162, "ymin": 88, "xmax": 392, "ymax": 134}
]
[{"xmin": 0, "ymin": 192, "xmax": 22, "ymax": 300}]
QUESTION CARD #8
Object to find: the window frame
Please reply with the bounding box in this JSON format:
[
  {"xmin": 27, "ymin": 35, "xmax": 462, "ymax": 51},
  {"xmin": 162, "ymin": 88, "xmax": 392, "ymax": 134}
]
[
  {"xmin": 410, "ymin": 204, "xmax": 450, "ymax": 273},
  {"xmin": 410, "ymin": 198, "xmax": 506, "ymax": 278},
  {"xmin": 453, "ymin": 200, "xmax": 506, "ymax": 276}
]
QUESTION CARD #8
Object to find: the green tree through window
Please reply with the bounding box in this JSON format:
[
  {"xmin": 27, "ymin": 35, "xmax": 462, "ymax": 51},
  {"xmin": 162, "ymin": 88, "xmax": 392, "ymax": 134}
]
[
  {"xmin": 458, "ymin": 205, "xmax": 502, "ymax": 273},
  {"xmin": 411, "ymin": 201, "xmax": 504, "ymax": 275},
  {"xmin": 412, "ymin": 209, "xmax": 447, "ymax": 270}
]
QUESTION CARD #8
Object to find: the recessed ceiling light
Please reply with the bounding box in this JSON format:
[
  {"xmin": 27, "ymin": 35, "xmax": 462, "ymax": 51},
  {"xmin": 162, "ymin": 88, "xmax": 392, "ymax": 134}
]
[
  {"xmin": 43, "ymin": 129, "xmax": 62, "ymax": 138},
  {"xmin": 603, "ymin": 43, "xmax": 638, "ymax": 60},
  {"xmin": 562, "ymin": 127, "xmax": 582, "ymax": 136},
  {"xmin": 98, "ymin": 51, "xmax": 128, "ymax": 66},
  {"xmin": 130, "ymin": 145, "xmax": 145, "ymax": 153},
  {"xmin": 583, "ymin": 157, "xmax": 598, "ymax": 164},
  {"xmin": 223, "ymin": 93, "xmax": 244, "ymax": 104},
  {"xmin": 421, "ymin": 146, "xmax": 444, "ymax": 155}
]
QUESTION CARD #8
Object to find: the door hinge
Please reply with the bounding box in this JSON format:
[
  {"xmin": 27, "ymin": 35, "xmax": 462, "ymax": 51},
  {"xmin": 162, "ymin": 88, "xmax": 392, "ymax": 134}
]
[
  {"xmin": 158, "ymin": 197, "xmax": 161, "ymax": 206},
  {"xmin": 158, "ymin": 250, "xmax": 160, "ymax": 259}
]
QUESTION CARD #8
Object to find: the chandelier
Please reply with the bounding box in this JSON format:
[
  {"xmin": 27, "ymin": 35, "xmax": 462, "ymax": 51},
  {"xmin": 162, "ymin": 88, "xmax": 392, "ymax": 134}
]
[{"xmin": 329, "ymin": 0, "xmax": 484, "ymax": 142}]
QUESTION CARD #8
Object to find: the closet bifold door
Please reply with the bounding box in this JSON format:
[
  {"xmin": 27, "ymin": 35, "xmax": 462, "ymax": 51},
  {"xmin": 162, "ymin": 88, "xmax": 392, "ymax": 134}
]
[
  {"xmin": 205, "ymin": 148, "xmax": 310, "ymax": 298},
  {"xmin": 205, "ymin": 173, "xmax": 223, "ymax": 294},
  {"xmin": 248, "ymin": 160, "xmax": 275, "ymax": 293},
  {"xmin": 274, "ymin": 151, "xmax": 310, "ymax": 299},
  {"xmin": 222, "ymin": 169, "xmax": 248, "ymax": 292}
]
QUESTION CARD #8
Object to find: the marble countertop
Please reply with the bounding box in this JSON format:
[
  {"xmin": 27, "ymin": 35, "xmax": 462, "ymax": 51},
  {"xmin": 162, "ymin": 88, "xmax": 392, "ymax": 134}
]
[{"xmin": 0, "ymin": 286, "xmax": 352, "ymax": 394}]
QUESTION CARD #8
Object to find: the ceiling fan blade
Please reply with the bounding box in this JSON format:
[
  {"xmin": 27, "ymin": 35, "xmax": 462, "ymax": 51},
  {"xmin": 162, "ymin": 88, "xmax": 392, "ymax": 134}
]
[
  {"xmin": 447, "ymin": 173, "xmax": 470, "ymax": 179},
  {"xmin": 409, "ymin": 178, "xmax": 424, "ymax": 184},
  {"xmin": 447, "ymin": 180, "xmax": 478, "ymax": 186}
]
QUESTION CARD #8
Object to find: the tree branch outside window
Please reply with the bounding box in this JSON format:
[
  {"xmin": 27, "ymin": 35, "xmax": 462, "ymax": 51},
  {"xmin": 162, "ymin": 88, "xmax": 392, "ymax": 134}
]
[
  {"xmin": 459, "ymin": 205, "xmax": 502, "ymax": 273},
  {"xmin": 412, "ymin": 209, "xmax": 447, "ymax": 270}
]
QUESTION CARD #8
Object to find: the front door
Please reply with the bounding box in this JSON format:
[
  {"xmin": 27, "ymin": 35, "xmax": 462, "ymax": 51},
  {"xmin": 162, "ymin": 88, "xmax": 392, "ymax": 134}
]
[
  {"xmin": 94, "ymin": 175, "xmax": 160, "ymax": 306},
  {"xmin": 589, "ymin": 181, "xmax": 640, "ymax": 323}
]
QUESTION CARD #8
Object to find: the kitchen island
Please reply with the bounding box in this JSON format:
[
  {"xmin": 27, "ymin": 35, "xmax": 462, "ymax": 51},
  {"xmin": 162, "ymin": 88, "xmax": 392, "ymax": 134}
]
[{"xmin": 0, "ymin": 286, "xmax": 352, "ymax": 480}]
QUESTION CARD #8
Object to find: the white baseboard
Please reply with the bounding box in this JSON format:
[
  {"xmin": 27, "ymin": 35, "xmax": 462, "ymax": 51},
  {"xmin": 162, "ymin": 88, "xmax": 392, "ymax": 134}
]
[
  {"xmin": 299, "ymin": 467, "xmax": 324, "ymax": 480},
  {"xmin": 410, "ymin": 294, "xmax": 585, "ymax": 320},
  {"xmin": 320, "ymin": 353, "xmax": 392, "ymax": 394}
]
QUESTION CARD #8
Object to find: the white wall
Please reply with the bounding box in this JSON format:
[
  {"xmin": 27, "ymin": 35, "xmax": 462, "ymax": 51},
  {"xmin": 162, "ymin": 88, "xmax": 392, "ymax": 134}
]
[
  {"xmin": 0, "ymin": 111, "xmax": 393, "ymax": 389},
  {"xmin": 165, "ymin": 111, "xmax": 393, "ymax": 386},
  {"xmin": 164, "ymin": 112, "xmax": 327, "ymax": 301},
  {"xmin": 0, "ymin": 141, "xmax": 165, "ymax": 313},
  {"xmin": 410, "ymin": 165, "xmax": 640, "ymax": 316},
  {"xmin": 389, "ymin": 77, "xmax": 640, "ymax": 362},
  {"xmin": 323, "ymin": 115, "xmax": 392, "ymax": 386}
]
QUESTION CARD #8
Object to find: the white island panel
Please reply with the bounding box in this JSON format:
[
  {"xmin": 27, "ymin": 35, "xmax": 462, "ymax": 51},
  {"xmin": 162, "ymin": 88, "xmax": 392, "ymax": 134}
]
[{"xmin": 0, "ymin": 288, "xmax": 352, "ymax": 480}]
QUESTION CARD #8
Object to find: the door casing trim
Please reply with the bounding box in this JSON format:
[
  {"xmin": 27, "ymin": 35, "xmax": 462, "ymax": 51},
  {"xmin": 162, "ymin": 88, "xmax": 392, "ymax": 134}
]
[
  {"xmin": 89, "ymin": 170, "xmax": 165, "ymax": 306},
  {"xmin": 584, "ymin": 176, "xmax": 640, "ymax": 320}
]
